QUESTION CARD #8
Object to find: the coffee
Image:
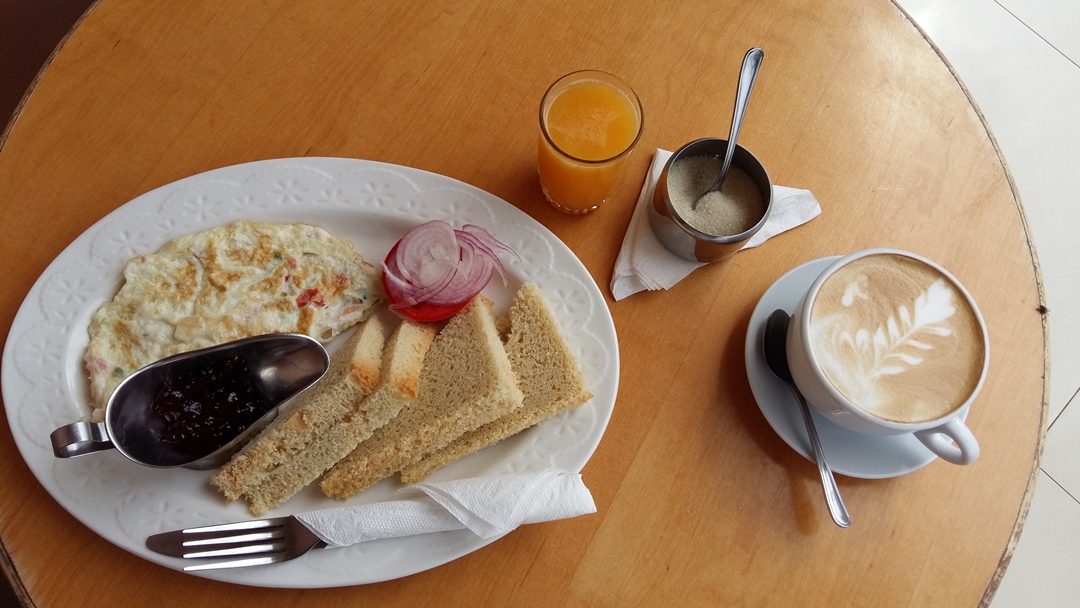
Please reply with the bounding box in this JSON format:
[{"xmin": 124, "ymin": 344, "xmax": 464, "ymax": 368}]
[{"xmin": 807, "ymin": 253, "xmax": 985, "ymax": 424}]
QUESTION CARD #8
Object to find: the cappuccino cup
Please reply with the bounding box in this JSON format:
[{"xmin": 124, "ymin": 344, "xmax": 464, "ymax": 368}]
[{"xmin": 786, "ymin": 249, "xmax": 989, "ymax": 465}]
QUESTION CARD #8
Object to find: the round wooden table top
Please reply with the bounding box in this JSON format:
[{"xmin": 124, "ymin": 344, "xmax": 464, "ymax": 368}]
[{"xmin": 0, "ymin": 0, "xmax": 1046, "ymax": 606}]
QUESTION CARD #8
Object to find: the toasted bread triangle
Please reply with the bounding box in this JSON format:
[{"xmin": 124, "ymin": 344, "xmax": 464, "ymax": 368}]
[
  {"xmin": 320, "ymin": 296, "xmax": 523, "ymax": 499},
  {"xmin": 210, "ymin": 317, "xmax": 385, "ymax": 503},
  {"xmin": 399, "ymin": 283, "xmax": 591, "ymax": 483}
]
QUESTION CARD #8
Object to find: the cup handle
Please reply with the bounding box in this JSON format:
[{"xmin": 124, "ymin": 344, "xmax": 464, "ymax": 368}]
[{"xmin": 914, "ymin": 417, "xmax": 979, "ymax": 465}]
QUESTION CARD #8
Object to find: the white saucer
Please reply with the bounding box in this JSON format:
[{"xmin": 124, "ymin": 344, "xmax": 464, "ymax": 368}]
[{"xmin": 745, "ymin": 257, "xmax": 941, "ymax": 479}]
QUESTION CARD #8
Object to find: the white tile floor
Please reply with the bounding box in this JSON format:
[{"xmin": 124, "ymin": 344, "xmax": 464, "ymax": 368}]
[{"xmin": 892, "ymin": 0, "xmax": 1080, "ymax": 605}]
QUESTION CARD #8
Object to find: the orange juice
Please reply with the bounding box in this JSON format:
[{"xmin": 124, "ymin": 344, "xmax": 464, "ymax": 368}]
[{"xmin": 538, "ymin": 71, "xmax": 643, "ymax": 213}]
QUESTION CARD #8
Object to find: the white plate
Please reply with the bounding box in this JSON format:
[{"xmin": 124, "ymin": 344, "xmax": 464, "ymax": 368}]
[
  {"xmin": 744, "ymin": 256, "xmax": 940, "ymax": 479},
  {"xmin": 1, "ymin": 157, "xmax": 619, "ymax": 588}
]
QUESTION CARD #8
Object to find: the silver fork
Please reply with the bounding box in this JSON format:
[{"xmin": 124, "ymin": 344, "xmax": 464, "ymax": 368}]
[{"xmin": 145, "ymin": 515, "xmax": 328, "ymax": 571}]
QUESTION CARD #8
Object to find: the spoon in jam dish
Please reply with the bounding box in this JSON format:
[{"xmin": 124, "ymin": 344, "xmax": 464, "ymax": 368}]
[
  {"xmin": 695, "ymin": 47, "xmax": 764, "ymax": 210},
  {"xmin": 50, "ymin": 333, "xmax": 330, "ymax": 469},
  {"xmin": 763, "ymin": 309, "xmax": 851, "ymax": 528}
]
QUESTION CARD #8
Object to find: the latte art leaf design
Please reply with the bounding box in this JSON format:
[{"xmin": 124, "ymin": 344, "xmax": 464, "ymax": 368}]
[
  {"xmin": 838, "ymin": 278, "xmax": 956, "ymax": 382},
  {"xmin": 820, "ymin": 278, "xmax": 959, "ymax": 412}
]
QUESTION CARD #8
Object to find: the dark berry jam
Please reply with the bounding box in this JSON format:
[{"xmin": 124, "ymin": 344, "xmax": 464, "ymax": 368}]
[{"xmin": 151, "ymin": 352, "xmax": 271, "ymax": 458}]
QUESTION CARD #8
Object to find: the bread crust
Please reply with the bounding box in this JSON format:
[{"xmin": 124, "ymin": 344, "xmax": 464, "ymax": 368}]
[
  {"xmin": 239, "ymin": 320, "xmax": 437, "ymax": 515},
  {"xmin": 321, "ymin": 297, "xmax": 523, "ymax": 499},
  {"xmin": 210, "ymin": 317, "xmax": 386, "ymax": 504}
]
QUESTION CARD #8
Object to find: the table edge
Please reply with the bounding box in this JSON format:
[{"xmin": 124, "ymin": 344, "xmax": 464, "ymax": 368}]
[
  {"xmin": 888, "ymin": 2, "xmax": 1052, "ymax": 605},
  {"xmin": 0, "ymin": 539, "xmax": 33, "ymax": 608},
  {"xmin": 0, "ymin": 0, "xmax": 102, "ymax": 153},
  {"xmin": 0, "ymin": 1, "xmax": 103, "ymax": 603}
]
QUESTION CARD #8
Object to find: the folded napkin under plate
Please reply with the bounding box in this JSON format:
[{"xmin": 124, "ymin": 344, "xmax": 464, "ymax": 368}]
[{"xmin": 611, "ymin": 148, "xmax": 823, "ymax": 301}]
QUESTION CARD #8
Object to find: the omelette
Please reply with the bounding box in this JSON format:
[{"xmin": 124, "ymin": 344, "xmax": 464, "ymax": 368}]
[{"xmin": 83, "ymin": 221, "xmax": 383, "ymax": 422}]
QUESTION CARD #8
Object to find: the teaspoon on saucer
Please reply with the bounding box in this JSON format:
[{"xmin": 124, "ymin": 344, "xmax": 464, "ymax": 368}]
[{"xmin": 763, "ymin": 309, "xmax": 851, "ymax": 528}]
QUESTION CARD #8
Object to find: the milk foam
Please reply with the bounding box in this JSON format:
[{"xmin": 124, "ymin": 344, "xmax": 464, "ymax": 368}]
[{"xmin": 808, "ymin": 254, "xmax": 985, "ymax": 424}]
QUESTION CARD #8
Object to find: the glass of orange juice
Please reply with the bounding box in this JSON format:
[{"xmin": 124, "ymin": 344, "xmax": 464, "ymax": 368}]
[{"xmin": 538, "ymin": 70, "xmax": 644, "ymax": 214}]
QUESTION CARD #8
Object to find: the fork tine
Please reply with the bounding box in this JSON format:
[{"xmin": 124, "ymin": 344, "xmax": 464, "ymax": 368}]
[
  {"xmin": 182, "ymin": 541, "xmax": 287, "ymax": 559},
  {"xmin": 184, "ymin": 554, "xmax": 291, "ymax": 572},
  {"xmin": 180, "ymin": 517, "xmax": 286, "ymax": 533},
  {"xmin": 180, "ymin": 529, "xmax": 285, "ymax": 548}
]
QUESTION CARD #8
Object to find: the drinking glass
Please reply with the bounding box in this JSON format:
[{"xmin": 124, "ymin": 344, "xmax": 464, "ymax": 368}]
[{"xmin": 538, "ymin": 70, "xmax": 644, "ymax": 214}]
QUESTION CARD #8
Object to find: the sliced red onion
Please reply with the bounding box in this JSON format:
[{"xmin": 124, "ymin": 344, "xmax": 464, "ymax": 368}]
[
  {"xmin": 383, "ymin": 259, "xmax": 452, "ymax": 309},
  {"xmin": 425, "ymin": 245, "xmax": 494, "ymax": 306},
  {"xmin": 456, "ymin": 230, "xmax": 505, "ymax": 284},
  {"xmin": 384, "ymin": 221, "xmax": 516, "ymax": 310},
  {"xmin": 462, "ymin": 224, "xmax": 519, "ymax": 260},
  {"xmin": 393, "ymin": 220, "xmax": 459, "ymax": 284},
  {"xmin": 461, "ymin": 224, "xmax": 520, "ymax": 284}
]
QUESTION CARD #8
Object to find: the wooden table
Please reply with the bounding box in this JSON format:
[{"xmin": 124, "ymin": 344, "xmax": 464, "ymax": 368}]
[{"xmin": 0, "ymin": 0, "xmax": 1045, "ymax": 606}]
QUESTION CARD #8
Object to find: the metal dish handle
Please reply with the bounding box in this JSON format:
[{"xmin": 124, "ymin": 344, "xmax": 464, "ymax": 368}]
[{"xmin": 50, "ymin": 421, "xmax": 115, "ymax": 458}]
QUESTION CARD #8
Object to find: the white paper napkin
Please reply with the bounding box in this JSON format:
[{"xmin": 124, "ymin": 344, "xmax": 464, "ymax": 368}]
[
  {"xmin": 611, "ymin": 148, "xmax": 822, "ymax": 301},
  {"xmin": 294, "ymin": 468, "xmax": 596, "ymax": 547}
]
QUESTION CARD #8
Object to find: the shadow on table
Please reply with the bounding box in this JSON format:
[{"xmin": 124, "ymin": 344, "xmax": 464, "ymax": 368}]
[{"xmin": 721, "ymin": 303, "xmax": 875, "ymax": 535}]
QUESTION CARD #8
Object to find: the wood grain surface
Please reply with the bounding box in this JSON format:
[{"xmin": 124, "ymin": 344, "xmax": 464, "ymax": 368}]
[{"xmin": 0, "ymin": 0, "xmax": 1045, "ymax": 606}]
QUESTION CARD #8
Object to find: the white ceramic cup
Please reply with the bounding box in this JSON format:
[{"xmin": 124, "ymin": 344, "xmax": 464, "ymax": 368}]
[{"xmin": 785, "ymin": 249, "xmax": 989, "ymax": 465}]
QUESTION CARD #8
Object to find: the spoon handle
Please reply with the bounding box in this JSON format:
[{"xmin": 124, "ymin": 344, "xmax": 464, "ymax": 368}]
[
  {"xmin": 701, "ymin": 47, "xmax": 764, "ymax": 207},
  {"xmin": 792, "ymin": 387, "xmax": 851, "ymax": 528}
]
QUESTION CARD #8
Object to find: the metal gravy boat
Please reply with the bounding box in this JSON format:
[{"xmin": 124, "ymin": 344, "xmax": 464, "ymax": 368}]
[{"xmin": 50, "ymin": 334, "xmax": 329, "ymax": 469}]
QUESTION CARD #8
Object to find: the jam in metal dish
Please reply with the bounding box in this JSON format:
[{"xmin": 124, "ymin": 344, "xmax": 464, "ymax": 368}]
[{"xmin": 150, "ymin": 352, "xmax": 273, "ymax": 459}]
